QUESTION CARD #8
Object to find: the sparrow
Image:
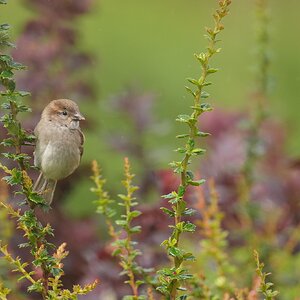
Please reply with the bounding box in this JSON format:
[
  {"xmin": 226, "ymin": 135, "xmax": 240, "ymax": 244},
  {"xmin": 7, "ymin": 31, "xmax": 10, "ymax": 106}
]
[{"xmin": 33, "ymin": 99, "xmax": 85, "ymax": 205}]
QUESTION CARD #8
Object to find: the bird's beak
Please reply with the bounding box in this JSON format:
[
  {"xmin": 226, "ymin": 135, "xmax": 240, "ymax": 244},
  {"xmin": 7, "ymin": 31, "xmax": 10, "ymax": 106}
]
[{"xmin": 73, "ymin": 113, "xmax": 85, "ymax": 121}]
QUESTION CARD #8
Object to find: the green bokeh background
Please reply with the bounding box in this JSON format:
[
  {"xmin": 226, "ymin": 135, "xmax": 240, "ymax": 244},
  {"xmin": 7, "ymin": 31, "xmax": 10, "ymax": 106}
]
[{"xmin": 2, "ymin": 1, "xmax": 300, "ymax": 216}]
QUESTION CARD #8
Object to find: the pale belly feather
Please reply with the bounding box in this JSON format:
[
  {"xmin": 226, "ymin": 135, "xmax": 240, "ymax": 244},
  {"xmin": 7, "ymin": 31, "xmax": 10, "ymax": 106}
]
[{"xmin": 40, "ymin": 139, "xmax": 80, "ymax": 180}]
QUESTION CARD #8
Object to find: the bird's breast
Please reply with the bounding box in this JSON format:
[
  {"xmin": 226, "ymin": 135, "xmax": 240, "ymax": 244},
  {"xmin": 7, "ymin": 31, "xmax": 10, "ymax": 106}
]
[{"xmin": 38, "ymin": 127, "xmax": 81, "ymax": 180}]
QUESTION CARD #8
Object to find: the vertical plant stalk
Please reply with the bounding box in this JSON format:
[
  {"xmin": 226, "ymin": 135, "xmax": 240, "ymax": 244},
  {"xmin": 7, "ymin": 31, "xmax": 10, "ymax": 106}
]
[
  {"xmin": 243, "ymin": 0, "xmax": 270, "ymax": 186},
  {"xmin": 91, "ymin": 160, "xmax": 118, "ymax": 240},
  {"xmin": 92, "ymin": 159, "xmax": 147, "ymax": 299},
  {"xmin": 253, "ymin": 250, "xmax": 279, "ymax": 299},
  {"xmin": 117, "ymin": 157, "xmax": 141, "ymax": 298},
  {"xmin": 157, "ymin": 1, "xmax": 232, "ymax": 299},
  {"xmin": 238, "ymin": 0, "xmax": 271, "ymax": 237},
  {"xmin": 196, "ymin": 180, "xmax": 234, "ymax": 295}
]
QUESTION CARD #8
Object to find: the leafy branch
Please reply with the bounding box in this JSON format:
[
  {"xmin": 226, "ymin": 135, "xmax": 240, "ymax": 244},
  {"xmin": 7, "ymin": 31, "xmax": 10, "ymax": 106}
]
[
  {"xmin": 157, "ymin": 1, "xmax": 232, "ymax": 299},
  {"xmin": 0, "ymin": 1, "xmax": 97, "ymax": 298},
  {"xmin": 92, "ymin": 158, "xmax": 149, "ymax": 299},
  {"xmin": 253, "ymin": 250, "xmax": 279, "ymax": 300},
  {"xmin": 243, "ymin": 0, "xmax": 270, "ymax": 186},
  {"xmin": 196, "ymin": 180, "xmax": 234, "ymax": 295}
]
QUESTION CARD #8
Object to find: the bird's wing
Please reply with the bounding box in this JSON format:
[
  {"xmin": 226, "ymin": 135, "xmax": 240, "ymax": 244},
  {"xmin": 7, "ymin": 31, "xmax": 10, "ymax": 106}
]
[{"xmin": 77, "ymin": 129, "xmax": 85, "ymax": 159}]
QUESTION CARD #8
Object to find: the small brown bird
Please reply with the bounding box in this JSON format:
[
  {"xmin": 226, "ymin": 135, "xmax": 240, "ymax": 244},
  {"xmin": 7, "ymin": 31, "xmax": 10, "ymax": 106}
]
[{"xmin": 33, "ymin": 99, "xmax": 85, "ymax": 204}]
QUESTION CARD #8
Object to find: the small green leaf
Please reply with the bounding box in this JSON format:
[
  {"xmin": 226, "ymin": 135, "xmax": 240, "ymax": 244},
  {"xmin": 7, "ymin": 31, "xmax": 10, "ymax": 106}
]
[
  {"xmin": 182, "ymin": 222, "xmax": 196, "ymax": 232},
  {"xmin": 168, "ymin": 246, "xmax": 183, "ymax": 258},
  {"xmin": 162, "ymin": 192, "xmax": 177, "ymax": 200},
  {"xmin": 175, "ymin": 114, "xmax": 191, "ymax": 123},
  {"xmin": 187, "ymin": 77, "xmax": 200, "ymax": 87},
  {"xmin": 183, "ymin": 252, "xmax": 196, "ymax": 261},
  {"xmin": 129, "ymin": 226, "xmax": 141, "ymax": 233},
  {"xmin": 188, "ymin": 179, "xmax": 206, "ymax": 186},
  {"xmin": 207, "ymin": 68, "xmax": 219, "ymax": 74},
  {"xmin": 0, "ymin": 70, "xmax": 13, "ymax": 78},
  {"xmin": 200, "ymin": 103, "xmax": 213, "ymax": 112},
  {"xmin": 176, "ymin": 133, "xmax": 190, "ymax": 139},
  {"xmin": 202, "ymin": 81, "xmax": 212, "ymax": 86},
  {"xmin": 177, "ymin": 185, "xmax": 185, "ymax": 197},
  {"xmin": 27, "ymin": 280, "xmax": 44, "ymax": 293},
  {"xmin": 200, "ymin": 91, "xmax": 210, "ymax": 99},
  {"xmin": 50, "ymin": 267, "xmax": 62, "ymax": 277},
  {"xmin": 178, "ymin": 273, "xmax": 193, "ymax": 280},
  {"xmin": 128, "ymin": 210, "xmax": 141, "ymax": 219},
  {"xmin": 112, "ymin": 248, "xmax": 121, "ymax": 256},
  {"xmin": 0, "ymin": 23, "xmax": 9, "ymax": 30},
  {"xmin": 17, "ymin": 91, "xmax": 31, "ymax": 97},
  {"xmin": 175, "ymin": 147, "xmax": 186, "ymax": 154},
  {"xmin": 136, "ymin": 280, "xmax": 144, "ymax": 287},
  {"xmin": 194, "ymin": 52, "xmax": 206, "ymax": 64},
  {"xmin": 191, "ymin": 148, "xmax": 206, "ymax": 155},
  {"xmin": 160, "ymin": 207, "xmax": 175, "ymax": 217},
  {"xmin": 182, "ymin": 208, "xmax": 196, "ymax": 216},
  {"xmin": 196, "ymin": 131, "xmax": 211, "ymax": 137},
  {"xmin": 185, "ymin": 86, "xmax": 196, "ymax": 97},
  {"xmin": 115, "ymin": 220, "xmax": 127, "ymax": 226}
]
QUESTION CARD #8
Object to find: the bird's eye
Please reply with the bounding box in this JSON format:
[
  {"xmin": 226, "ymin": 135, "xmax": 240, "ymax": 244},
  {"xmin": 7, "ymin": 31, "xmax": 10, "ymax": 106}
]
[{"xmin": 62, "ymin": 111, "xmax": 68, "ymax": 116}]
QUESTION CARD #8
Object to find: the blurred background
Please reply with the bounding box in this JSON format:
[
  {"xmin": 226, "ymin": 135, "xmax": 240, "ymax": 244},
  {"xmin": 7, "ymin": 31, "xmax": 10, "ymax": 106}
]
[{"xmin": 1, "ymin": 0, "xmax": 300, "ymax": 299}]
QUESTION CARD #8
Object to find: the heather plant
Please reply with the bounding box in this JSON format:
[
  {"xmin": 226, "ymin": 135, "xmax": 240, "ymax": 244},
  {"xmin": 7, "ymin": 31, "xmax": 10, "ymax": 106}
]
[{"xmin": 0, "ymin": 1, "xmax": 97, "ymax": 298}]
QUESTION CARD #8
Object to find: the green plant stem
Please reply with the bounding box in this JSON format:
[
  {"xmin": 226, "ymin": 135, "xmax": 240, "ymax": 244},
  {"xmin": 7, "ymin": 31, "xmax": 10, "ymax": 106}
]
[
  {"xmin": 164, "ymin": 1, "xmax": 232, "ymax": 298},
  {"xmin": 243, "ymin": 0, "xmax": 270, "ymax": 186},
  {"xmin": 121, "ymin": 158, "xmax": 139, "ymax": 298}
]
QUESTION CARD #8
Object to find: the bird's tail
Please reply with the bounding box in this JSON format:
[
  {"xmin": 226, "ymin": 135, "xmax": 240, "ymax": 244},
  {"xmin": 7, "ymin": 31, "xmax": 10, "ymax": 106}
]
[{"xmin": 33, "ymin": 173, "xmax": 57, "ymax": 205}]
